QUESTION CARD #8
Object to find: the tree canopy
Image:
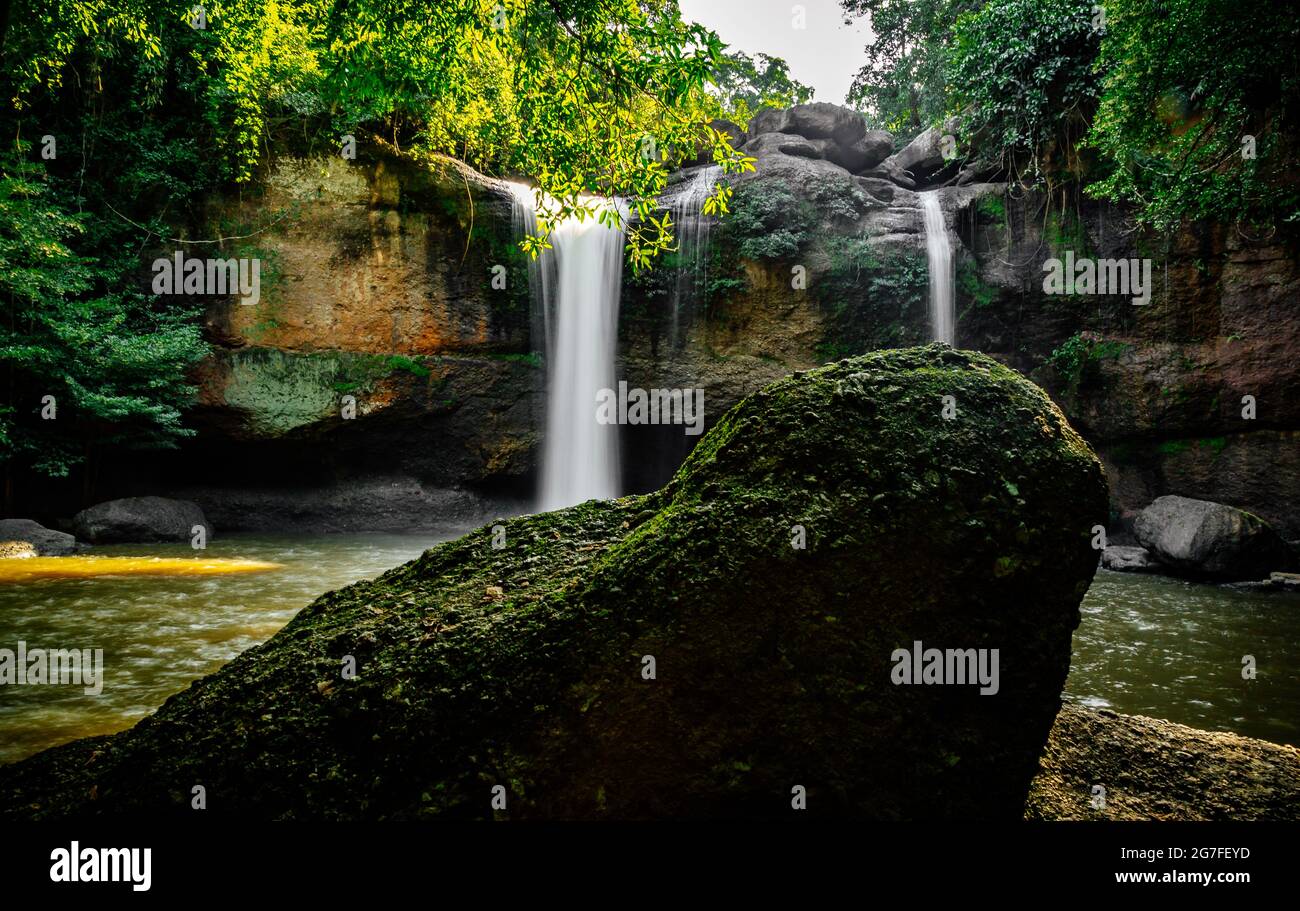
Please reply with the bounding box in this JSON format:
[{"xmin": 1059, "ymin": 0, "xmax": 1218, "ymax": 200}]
[
  {"xmin": 845, "ymin": 0, "xmax": 1299, "ymax": 230},
  {"xmin": 0, "ymin": 0, "xmax": 761, "ymax": 486}
]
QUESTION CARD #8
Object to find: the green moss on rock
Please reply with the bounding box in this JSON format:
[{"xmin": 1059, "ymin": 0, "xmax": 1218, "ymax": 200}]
[{"xmin": 0, "ymin": 345, "xmax": 1107, "ymax": 820}]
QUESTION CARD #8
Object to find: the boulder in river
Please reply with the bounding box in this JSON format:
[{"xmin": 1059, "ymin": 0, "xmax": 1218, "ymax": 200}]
[
  {"xmin": 72, "ymin": 496, "xmax": 211, "ymax": 544},
  {"xmin": 0, "ymin": 519, "xmax": 79, "ymax": 556},
  {"xmin": 1133, "ymin": 494, "xmax": 1291, "ymax": 581},
  {"xmin": 0, "ymin": 346, "xmax": 1107, "ymax": 820}
]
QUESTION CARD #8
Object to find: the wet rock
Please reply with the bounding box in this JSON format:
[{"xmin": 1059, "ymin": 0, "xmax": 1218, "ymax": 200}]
[
  {"xmin": 0, "ymin": 541, "xmax": 38, "ymax": 559},
  {"xmin": 0, "ymin": 519, "xmax": 78, "ymax": 556},
  {"xmin": 0, "ymin": 346, "xmax": 1106, "ymax": 821},
  {"xmin": 1133, "ymin": 495, "xmax": 1291, "ymax": 581},
  {"xmin": 72, "ymin": 497, "xmax": 211, "ymax": 544},
  {"xmin": 1224, "ymin": 571, "xmax": 1300, "ymax": 593},
  {"xmin": 1271, "ymin": 571, "xmax": 1300, "ymax": 591},
  {"xmin": 1100, "ymin": 545, "xmax": 1159, "ymax": 573}
]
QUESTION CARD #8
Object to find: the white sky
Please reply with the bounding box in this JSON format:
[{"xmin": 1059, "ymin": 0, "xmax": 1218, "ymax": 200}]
[{"xmin": 677, "ymin": 0, "xmax": 872, "ymax": 105}]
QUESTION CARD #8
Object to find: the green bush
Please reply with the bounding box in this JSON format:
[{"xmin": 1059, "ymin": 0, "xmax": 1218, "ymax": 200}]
[{"xmin": 721, "ymin": 180, "xmax": 814, "ymax": 260}]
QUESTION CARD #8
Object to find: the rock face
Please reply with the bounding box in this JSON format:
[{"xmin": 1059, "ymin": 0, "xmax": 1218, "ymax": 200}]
[
  {"xmin": 72, "ymin": 497, "xmax": 211, "ymax": 544},
  {"xmin": 951, "ymin": 185, "xmax": 1300, "ymax": 539},
  {"xmin": 1027, "ymin": 704, "xmax": 1300, "ymax": 821},
  {"xmin": 866, "ymin": 117, "xmax": 962, "ymax": 190},
  {"xmin": 743, "ymin": 103, "xmax": 892, "ymax": 174},
  {"xmin": 0, "ymin": 519, "xmax": 78, "ymax": 556},
  {"xmin": 1132, "ymin": 495, "xmax": 1291, "ymax": 581},
  {"xmin": 0, "ymin": 347, "xmax": 1107, "ymax": 821}
]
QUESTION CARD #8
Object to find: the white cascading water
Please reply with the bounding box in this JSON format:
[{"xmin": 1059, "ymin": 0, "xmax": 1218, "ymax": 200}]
[
  {"xmin": 662, "ymin": 165, "xmax": 722, "ymax": 346},
  {"xmin": 919, "ymin": 190, "xmax": 956, "ymax": 345},
  {"xmin": 510, "ymin": 185, "xmax": 626, "ymax": 511}
]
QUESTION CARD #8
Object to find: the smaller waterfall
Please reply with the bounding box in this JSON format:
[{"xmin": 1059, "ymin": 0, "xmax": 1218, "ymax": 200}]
[
  {"xmin": 919, "ymin": 190, "xmax": 955, "ymax": 345},
  {"xmin": 661, "ymin": 165, "xmax": 722, "ymax": 346}
]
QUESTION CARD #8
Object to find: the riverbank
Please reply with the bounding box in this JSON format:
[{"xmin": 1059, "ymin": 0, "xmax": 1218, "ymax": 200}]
[{"xmin": 1028, "ymin": 704, "xmax": 1300, "ymax": 821}]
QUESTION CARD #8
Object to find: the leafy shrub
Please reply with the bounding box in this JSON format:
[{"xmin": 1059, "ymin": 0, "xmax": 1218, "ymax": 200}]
[{"xmin": 721, "ymin": 180, "xmax": 815, "ymax": 260}]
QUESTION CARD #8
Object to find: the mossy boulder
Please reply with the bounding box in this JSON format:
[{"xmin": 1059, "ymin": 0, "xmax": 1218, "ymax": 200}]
[{"xmin": 0, "ymin": 345, "xmax": 1106, "ymax": 820}]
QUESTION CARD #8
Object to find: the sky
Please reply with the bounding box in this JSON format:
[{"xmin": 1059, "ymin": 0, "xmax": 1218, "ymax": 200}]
[{"xmin": 677, "ymin": 0, "xmax": 872, "ymax": 105}]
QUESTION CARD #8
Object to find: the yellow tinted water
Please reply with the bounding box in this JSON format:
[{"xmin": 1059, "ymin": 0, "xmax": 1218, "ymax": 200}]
[
  {"xmin": 0, "ymin": 532, "xmax": 460, "ymax": 763},
  {"xmin": 0, "ymin": 556, "xmax": 282, "ymax": 583}
]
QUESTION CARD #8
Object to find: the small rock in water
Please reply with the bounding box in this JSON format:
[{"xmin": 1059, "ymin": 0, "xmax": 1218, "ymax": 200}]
[
  {"xmin": 0, "ymin": 519, "xmax": 79, "ymax": 556},
  {"xmin": 0, "ymin": 541, "xmax": 38, "ymax": 559},
  {"xmin": 1100, "ymin": 545, "xmax": 1158, "ymax": 573},
  {"xmin": 1270, "ymin": 572, "xmax": 1300, "ymax": 591}
]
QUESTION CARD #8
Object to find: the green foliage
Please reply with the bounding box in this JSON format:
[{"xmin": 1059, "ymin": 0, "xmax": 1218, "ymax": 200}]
[
  {"xmin": 719, "ymin": 180, "xmax": 814, "ymax": 260},
  {"xmin": 975, "ymin": 194, "xmax": 1006, "ymax": 223},
  {"xmin": 704, "ymin": 50, "xmax": 813, "ymax": 127},
  {"xmin": 329, "ymin": 353, "xmax": 433, "ymax": 393},
  {"xmin": 842, "ymin": 0, "xmax": 1298, "ymax": 232},
  {"xmin": 840, "ymin": 0, "xmax": 982, "ymax": 138},
  {"xmin": 0, "ymin": 151, "xmax": 207, "ymax": 478},
  {"xmin": 957, "ymin": 260, "xmax": 997, "ymax": 312},
  {"xmin": 815, "ymin": 235, "xmax": 929, "ymax": 357},
  {"xmin": 1085, "ymin": 0, "xmax": 1300, "ymax": 231},
  {"xmin": 949, "ymin": 0, "xmax": 1101, "ymax": 180},
  {"xmin": 1156, "ymin": 436, "xmax": 1228, "ymax": 458},
  {"xmin": 1045, "ymin": 331, "xmax": 1129, "ymax": 391},
  {"xmin": 485, "ymin": 352, "xmax": 544, "ymax": 369},
  {"xmin": 4, "ymin": 0, "xmax": 758, "ymax": 269},
  {"xmin": 1043, "ymin": 208, "xmax": 1092, "ymax": 258}
]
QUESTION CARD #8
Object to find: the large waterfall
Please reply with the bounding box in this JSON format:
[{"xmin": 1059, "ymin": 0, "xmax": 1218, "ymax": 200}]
[
  {"xmin": 510, "ymin": 186, "xmax": 626, "ymax": 511},
  {"xmin": 919, "ymin": 191, "xmax": 955, "ymax": 345}
]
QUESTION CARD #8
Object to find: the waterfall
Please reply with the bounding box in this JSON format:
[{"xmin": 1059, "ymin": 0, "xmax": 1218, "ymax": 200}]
[
  {"xmin": 510, "ymin": 185, "xmax": 626, "ymax": 511},
  {"xmin": 661, "ymin": 165, "xmax": 722, "ymax": 346},
  {"xmin": 919, "ymin": 190, "xmax": 955, "ymax": 345}
]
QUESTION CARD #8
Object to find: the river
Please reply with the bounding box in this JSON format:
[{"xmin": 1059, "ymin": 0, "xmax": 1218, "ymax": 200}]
[{"xmin": 1, "ymin": 537, "xmax": 1296, "ymax": 763}]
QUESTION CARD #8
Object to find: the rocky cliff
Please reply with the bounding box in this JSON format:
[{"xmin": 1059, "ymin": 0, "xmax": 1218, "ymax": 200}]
[{"xmin": 69, "ymin": 104, "xmax": 1297, "ymax": 539}]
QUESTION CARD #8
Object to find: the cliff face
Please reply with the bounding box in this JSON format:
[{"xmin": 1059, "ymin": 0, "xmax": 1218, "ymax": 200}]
[
  {"xmin": 141, "ymin": 108, "xmax": 1297, "ymax": 537},
  {"xmin": 955, "ymin": 192, "xmax": 1300, "ymax": 538},
  {"xmin": 86, "ymin": 150, "xmax": 544, "ymax": 529}
]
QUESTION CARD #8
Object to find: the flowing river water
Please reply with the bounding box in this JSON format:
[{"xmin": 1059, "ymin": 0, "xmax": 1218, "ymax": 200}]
[{"xmin": 1, "ymin": 535, "xmax": 1297, "ymax": 763}]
